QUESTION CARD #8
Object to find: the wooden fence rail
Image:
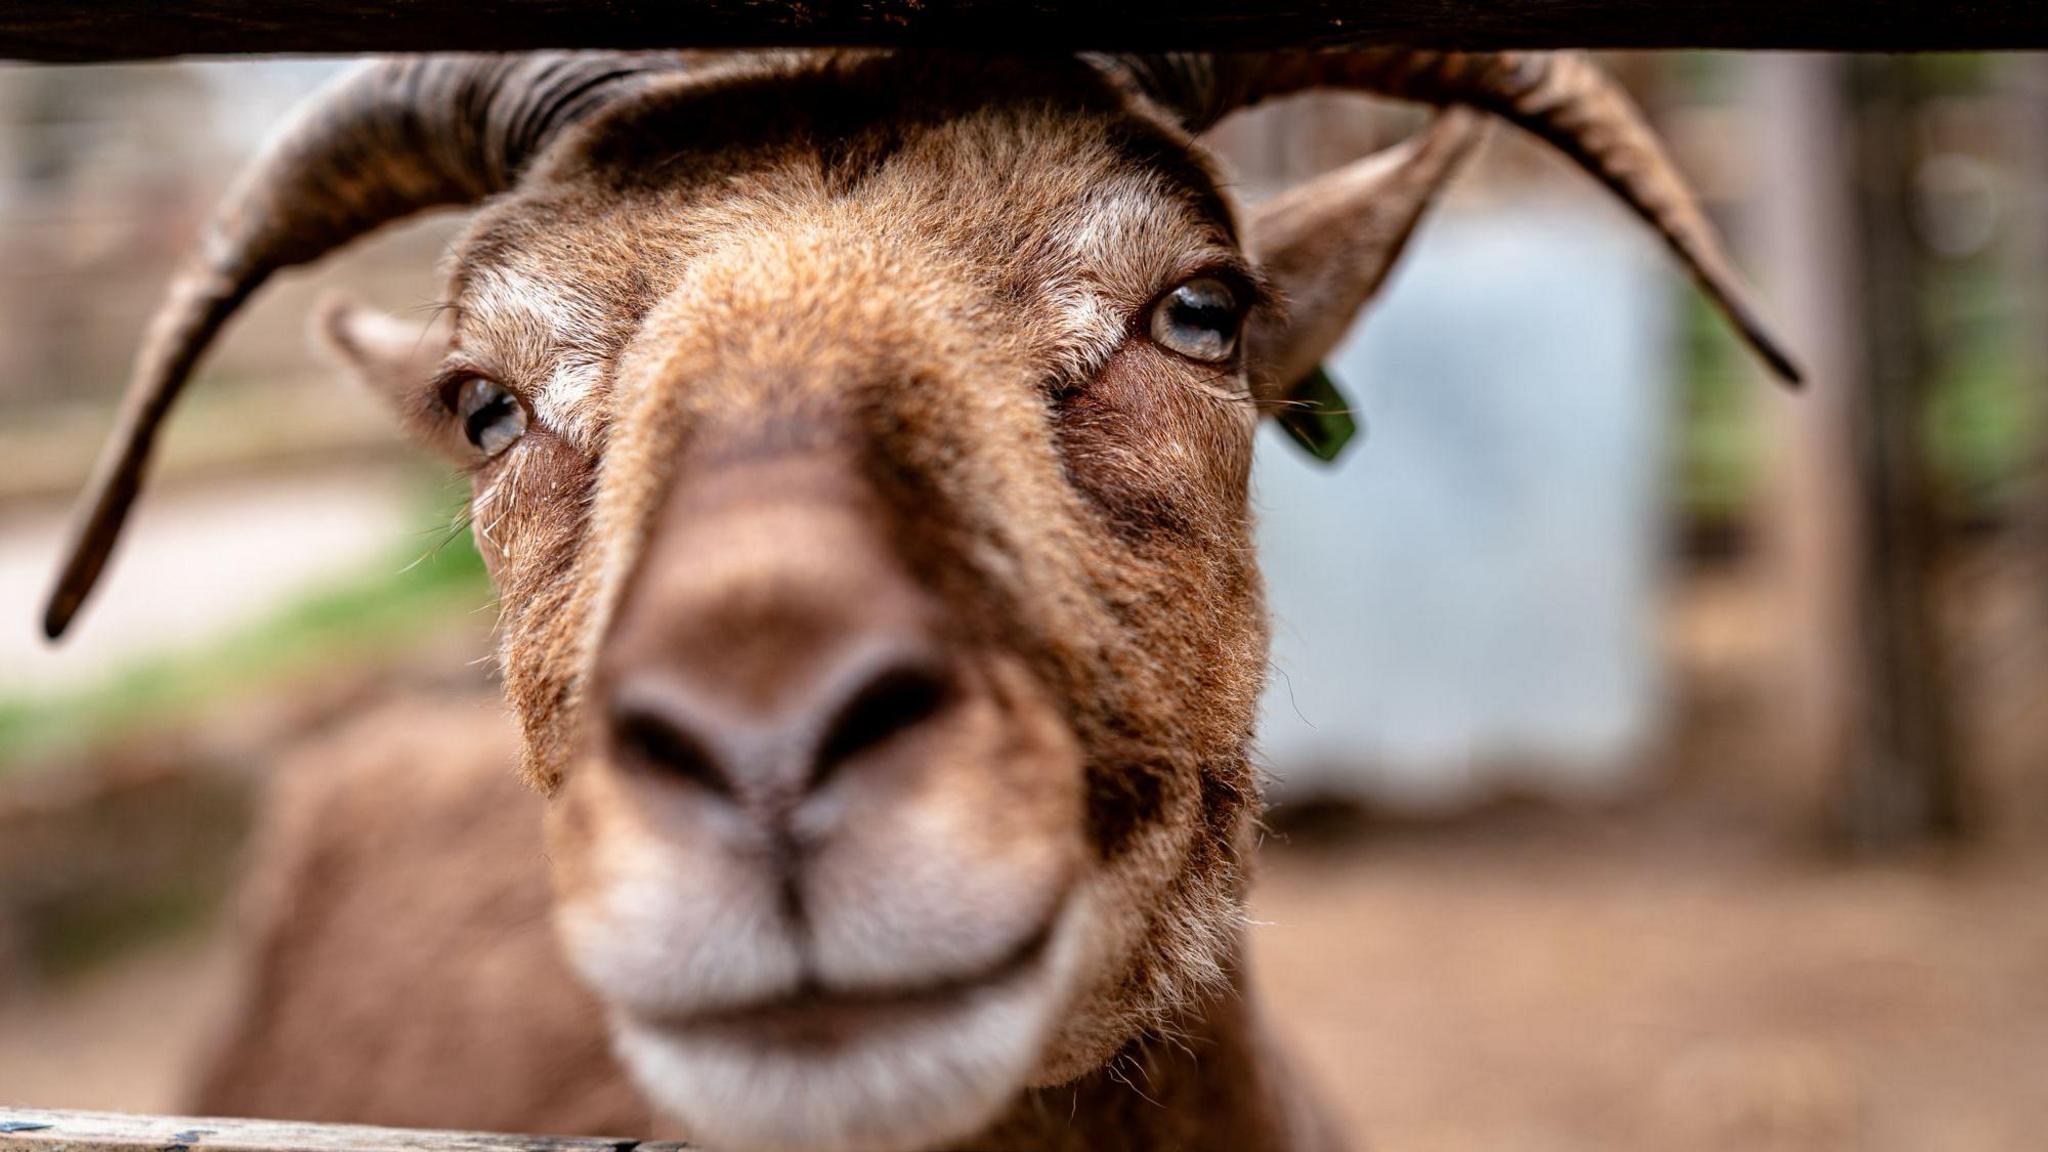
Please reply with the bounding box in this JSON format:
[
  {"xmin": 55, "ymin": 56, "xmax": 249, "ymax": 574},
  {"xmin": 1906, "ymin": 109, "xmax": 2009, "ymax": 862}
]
[
  {"xmin": 1, "ymin": 0, "xmax": 2046, "ymax": 61},
  {"xmin": 0, "ymin": 1110, "xmax": 685, "ymax": 1152}
]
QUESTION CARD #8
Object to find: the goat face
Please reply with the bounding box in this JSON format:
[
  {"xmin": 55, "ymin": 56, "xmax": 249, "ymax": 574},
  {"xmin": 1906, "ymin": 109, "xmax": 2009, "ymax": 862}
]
[
  {"xmin": 400, "ymin": 57, "xmax": 1272, "ymax": 1150},
  {"xmin": 51, "ymin": 46, "xmax": 1791, "ymax": 1152}
]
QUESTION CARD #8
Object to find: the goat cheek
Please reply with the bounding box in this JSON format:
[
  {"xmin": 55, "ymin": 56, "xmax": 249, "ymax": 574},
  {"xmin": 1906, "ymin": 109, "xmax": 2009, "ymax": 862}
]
[
  {"xmin": 471, "ymin": 436, "xmax": 593, "ymax": 579},
  {"xmin": 1057, "ymin": 350, "xmax": 1250, "ymax": 542}
]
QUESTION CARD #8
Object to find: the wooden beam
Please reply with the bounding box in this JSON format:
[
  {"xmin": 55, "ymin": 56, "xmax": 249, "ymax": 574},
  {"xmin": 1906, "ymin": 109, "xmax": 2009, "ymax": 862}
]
[
  {"xmin": 1, "ymin": 0, "xmax": 2045, "ymax": 61},
  {"xmin": 0, "ymin": 1109, "xmax": 685, "ymax": 1152}
]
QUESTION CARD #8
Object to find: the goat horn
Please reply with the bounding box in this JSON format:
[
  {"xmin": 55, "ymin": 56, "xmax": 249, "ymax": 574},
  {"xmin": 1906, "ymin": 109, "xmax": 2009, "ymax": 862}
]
[
  {"xmin": 43, "ymin": 53, "xmax": 671, "ymax": 639},
  {"xmin": 1110, "ymin": 51, "xmax": 1804, "ymax": 388}
]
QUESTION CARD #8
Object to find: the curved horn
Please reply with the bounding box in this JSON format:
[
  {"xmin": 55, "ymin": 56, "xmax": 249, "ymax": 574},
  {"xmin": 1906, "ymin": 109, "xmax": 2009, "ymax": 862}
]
[
  {"xmin": 43, "ymin": 53, "xmax": 672, "ymax": 639},
  {"xmin": 1109, "ymin": 51, "xmax": 1803, "ymax": 388}
]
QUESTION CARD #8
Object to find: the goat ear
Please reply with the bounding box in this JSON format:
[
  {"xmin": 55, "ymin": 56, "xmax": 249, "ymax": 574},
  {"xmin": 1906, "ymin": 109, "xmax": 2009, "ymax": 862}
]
[
  {"xmin": 312, "ymin": 293, "xmax": 464, "ymax": 458},
  {"xmin": 1243, "ymin": 108, "xmax": 1486, "ymax": 414}
]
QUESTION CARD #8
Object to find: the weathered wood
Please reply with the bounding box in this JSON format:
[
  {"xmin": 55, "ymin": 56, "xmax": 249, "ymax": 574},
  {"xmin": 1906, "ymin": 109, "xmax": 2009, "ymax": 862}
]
[
  {"xmin": 0, "ymin": 1109, "xmax": 686, "ymax": 1152},
  {"xmin": 0, "ymin": 0, "xmax": 2045, "ymax": 61}
]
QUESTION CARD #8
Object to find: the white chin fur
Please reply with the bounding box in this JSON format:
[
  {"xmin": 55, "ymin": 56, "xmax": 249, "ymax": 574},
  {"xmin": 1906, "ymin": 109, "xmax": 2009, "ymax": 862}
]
[{"xmin": 611, "ymin": 908, "xmax": 1085, "ymax": 1152}]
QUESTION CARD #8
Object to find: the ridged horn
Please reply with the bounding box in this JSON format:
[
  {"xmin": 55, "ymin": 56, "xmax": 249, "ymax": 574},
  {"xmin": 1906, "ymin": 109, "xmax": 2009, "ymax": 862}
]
[
  {"xmin": 43, "ymin": 53, "xmax": 673, "ymax": 639},
  {"xmin": 1107, "ymin": 50, "xmax": 1804, "ymax": 388}
]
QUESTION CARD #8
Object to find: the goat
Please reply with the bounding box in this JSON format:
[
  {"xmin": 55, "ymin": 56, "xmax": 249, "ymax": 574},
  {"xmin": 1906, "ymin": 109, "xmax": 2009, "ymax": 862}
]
[{"xmin": 43, "ymin": 49, "xmax": 1796, "ymax": 1152}]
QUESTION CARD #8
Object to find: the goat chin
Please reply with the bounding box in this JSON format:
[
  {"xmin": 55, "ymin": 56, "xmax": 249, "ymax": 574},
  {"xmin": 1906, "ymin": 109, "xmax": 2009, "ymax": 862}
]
[{"xmin": 610, "ymin": 900, "xmax": 1090, "ymax": 1152}]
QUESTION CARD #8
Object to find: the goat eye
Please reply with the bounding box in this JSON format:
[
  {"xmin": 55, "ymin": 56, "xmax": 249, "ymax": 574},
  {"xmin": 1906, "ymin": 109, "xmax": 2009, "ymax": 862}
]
[
  {"xmin": 456, "ymin": 377, "xmax": 527, "ymax": 457},
  {"xmin": 1148, "ymin": 277, "xmax": 1241, "ymax": 363}
]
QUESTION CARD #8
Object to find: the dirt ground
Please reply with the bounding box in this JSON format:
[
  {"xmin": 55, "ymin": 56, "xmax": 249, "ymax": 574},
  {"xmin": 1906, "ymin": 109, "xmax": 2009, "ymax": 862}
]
[
  {"xmin": 1252, "ymin": 809, "xmax": 2048, "ymax": 1152},
  {"xmin": 3, "ymin": 561, "xmax": 2046, "ymax": 1150}
]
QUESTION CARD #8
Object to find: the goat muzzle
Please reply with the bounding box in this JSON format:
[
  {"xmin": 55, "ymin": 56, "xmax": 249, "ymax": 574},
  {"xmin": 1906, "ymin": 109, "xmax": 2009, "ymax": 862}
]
[
  {"xmin": 554, "ymin": 455, "xmax": 1091, "ymax": 1150},
  {"xmin": 596, "ymin": 453, "xmax": 965, "ymax": 835}
]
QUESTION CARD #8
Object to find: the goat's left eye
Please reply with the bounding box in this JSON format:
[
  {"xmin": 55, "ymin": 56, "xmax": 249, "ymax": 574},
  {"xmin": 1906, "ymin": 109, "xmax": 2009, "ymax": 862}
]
[
  {"xmin": 1148, "ymin": 277, "xmax": 1241, "ymax": 363},
  {"xmin": 456, "ymin": 377, "xmax": 528, "ymax": 458}
]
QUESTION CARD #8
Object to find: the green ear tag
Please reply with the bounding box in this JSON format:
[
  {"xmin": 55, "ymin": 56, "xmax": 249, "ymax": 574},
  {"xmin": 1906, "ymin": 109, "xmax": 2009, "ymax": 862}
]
[{"xmin": 1277, "ymin": 364, "xmax": 1359, "ymax": 464}]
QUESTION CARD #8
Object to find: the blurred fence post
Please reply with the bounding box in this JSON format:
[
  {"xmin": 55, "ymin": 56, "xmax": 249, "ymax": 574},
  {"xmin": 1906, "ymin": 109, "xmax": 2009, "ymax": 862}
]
[{"xmin": 1749, "ymin": 54, "xmax": 1964, "ymax": 848}]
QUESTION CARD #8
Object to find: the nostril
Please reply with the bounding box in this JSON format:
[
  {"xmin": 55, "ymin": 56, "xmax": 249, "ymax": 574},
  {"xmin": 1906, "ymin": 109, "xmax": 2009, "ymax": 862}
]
[
  {"xmin": 812, "ymin": 658, "xmax": 955, "ymax": 784},
  {"xmin": 609, "ymin": 693, "xmax": 732, "ymax": 798}
]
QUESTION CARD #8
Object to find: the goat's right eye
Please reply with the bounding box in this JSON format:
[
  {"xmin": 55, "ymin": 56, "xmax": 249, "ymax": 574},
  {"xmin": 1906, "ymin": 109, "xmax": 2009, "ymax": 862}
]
[
  {"xmin": 1148, "ymin": 277, "xmax": 1242, "ymax": 363},
  {"xmin": 456, "ymin": 377, "xmax": 528, "ymax": 457}
]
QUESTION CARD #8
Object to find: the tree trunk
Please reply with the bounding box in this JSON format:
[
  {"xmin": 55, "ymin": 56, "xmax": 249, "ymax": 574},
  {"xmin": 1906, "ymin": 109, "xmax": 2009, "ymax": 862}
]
[
  {"xmin": 2008, "ymin": 56, "xmax": 2048, "ymax": 631},
  {"xmin": 1750, "ymin": 54, "xmax": 1964, "ymax": 850}
]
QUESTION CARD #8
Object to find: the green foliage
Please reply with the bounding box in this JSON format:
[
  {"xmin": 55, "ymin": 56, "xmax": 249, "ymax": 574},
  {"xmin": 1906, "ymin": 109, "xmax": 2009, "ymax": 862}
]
[
  {"xmin": 1677, "ymin": 273, "xmax": 2042, "ymax": 531},
  {"xmin": 1923, "ymin": 263, "xmax": 2038, "ymax": 516},
  {"xmin": 1668, "ymin": 49, "xmax": 2043, "ymax": 534},
  {"xmin": 1677, "ymin": 294, "xmax": 1767, "ymax": 523}
]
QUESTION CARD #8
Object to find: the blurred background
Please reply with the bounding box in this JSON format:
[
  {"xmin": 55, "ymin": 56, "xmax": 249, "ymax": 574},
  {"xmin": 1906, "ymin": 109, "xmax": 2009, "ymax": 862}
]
[{"xmin": 1, "ymin": 53, "xmax": 2044, "ymax": 1152}]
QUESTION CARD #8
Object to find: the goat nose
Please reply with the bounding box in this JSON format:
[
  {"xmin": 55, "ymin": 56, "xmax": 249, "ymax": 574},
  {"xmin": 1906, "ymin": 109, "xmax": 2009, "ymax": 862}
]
[{"xmin": 605, "ymin": 637, "xmax": 957, "ymax": 808}]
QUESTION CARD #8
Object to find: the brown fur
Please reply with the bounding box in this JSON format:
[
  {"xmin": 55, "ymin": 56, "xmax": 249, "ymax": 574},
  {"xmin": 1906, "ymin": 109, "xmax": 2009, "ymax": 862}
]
[
  {"xmin": 197, "ymin": 50, "xmax": 1484, "ymax": 1152},
  {"xmin": 195, "ymin": 700, "xmax": 646, "ymax": 1134}
]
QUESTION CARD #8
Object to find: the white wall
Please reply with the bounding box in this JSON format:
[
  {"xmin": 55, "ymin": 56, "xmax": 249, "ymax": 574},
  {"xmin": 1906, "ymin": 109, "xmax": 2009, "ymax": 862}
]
[{"xmin": 1253, "ymin": 205, "xmax": 1678, "ymax": 810}]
